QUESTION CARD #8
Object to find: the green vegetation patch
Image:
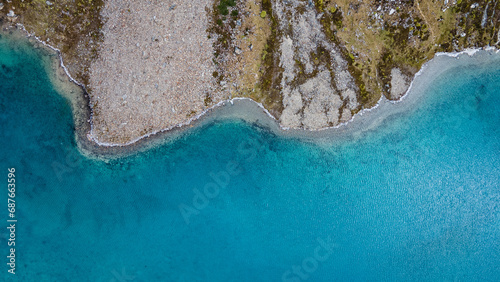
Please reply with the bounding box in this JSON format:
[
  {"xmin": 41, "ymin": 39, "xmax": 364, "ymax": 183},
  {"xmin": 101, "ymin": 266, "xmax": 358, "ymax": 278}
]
[
  {"xmin": 1, "ymin": 0, "xmax": 105, "ymax": 87},
  {"xmin": 218, "ymin": 0, "xmax": 237, "ymax": 16},
  {"xmin": 208, "ymin": 0, "xmax": 241, "ymax": 85},
  {"xmin": 452, "ymin": 0, "xmax": 500, "ymax": 48},
  {"xmin": 255, "ymin": 0, "xmax": 284, "ymax": 116}
]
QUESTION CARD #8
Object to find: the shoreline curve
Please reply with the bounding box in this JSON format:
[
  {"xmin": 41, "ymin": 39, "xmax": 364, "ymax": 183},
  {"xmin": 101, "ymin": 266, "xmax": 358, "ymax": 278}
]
[{"xmin": 2, "ymin": 23, "xmax": 499, "ymax": 158}]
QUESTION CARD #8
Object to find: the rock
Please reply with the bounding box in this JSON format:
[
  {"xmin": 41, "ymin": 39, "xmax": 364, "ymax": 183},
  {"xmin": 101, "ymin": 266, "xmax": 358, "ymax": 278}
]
[
  {"xmin": 280, "ymin": 88, "xmax": 303, "ymax": 128},
  {"xmin": 7, "ymin": 10, "xmax": 16, "ymax": 18},
  {"xmin": 389, "ymin": 9, "xmax": 396, "ymax": 15},
  {"xmin": 46, "ymin": 1, "xmax": 53, "ymax": 6},
  {"xmin": 236, "ymin": 19, "xmax": 241, "ymax": 26},
  {"xmin": 340, "ymin": 108, "xmax": 352, "ymax": 123},
  {"xmin": 389, "ymin": 68, "xmax": 410, "ymax": 100},
  {"xmin": 0, "ymin": 3, "xmax": 4, "ymax": 10},
  {"xmin": 299, "ymin": 71, "xmax": 342, "ymax": 129},
  {"xmin": 481, "ymin": 3, "xmax": 489, "ymax": 28},
  {"xmin": 234, "ymin": 47, "xmax": 242, "ymax": 55}
]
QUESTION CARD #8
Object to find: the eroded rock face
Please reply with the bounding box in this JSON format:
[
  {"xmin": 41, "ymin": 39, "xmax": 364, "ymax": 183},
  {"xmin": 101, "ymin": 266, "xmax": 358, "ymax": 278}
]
[
  {"xmin": 280, "ymin": 88, "xmax": 303, "ymax": 128},
  {"xmin": 300, "ymin": 71, "xmax": 343, "ymax": 130},
  {"xmin": 275, "ymin": 0, "xmax": 358, "ymax": 130},
  {"xmin": 390, "ymin": 68, "xmax": 411, "ymax": 100}
]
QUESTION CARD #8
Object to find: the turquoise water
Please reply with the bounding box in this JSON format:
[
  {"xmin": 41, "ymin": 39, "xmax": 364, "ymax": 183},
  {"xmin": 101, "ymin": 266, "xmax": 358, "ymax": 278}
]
[{"xmin": 1, "ymin": 35, "xmax": 500, "ymax": 281}]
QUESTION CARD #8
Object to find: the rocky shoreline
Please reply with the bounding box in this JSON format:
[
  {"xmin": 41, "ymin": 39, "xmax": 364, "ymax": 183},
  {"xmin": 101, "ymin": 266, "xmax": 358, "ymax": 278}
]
[
  {"xmin": 1, "ymin": 0, "xmax": 499, "ymax": 146},
  {"xmin": 1, "ymin": 22, "xmax": 499, "ymax": 161},
  {"xmin": 88, "ymin": 0, "xmax": 221, "ymax": 144}
]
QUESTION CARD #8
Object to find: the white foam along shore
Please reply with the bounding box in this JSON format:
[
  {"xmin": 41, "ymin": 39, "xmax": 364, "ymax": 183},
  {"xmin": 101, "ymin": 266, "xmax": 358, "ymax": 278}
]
[
  {"xmin": 5, "ymin": 23, "xmax": 499, "ymax": 147},
  {"xmin": 390, "ymin": 46, "xmax": 500, "ymax": 105},
  {"xmin": 14, "ymin": 24, "xmax": 86, "ymax": 89},
  {"xmin": 91, "ymin": 46, "xmax": 500, "ymax": 147},
  {"xmin": 339, "ymin": 46, "xmax": 500, "ymax": 137}
]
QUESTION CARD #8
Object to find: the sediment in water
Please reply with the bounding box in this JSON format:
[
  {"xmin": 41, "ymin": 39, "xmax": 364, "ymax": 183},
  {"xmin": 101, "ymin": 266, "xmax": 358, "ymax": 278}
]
[{"xmin": 1, "ymin": 23, "xmax": 499, "ymax": 159}]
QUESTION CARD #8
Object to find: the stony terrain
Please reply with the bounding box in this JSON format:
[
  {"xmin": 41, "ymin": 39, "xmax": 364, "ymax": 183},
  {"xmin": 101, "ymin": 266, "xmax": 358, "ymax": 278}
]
[
  {"xmin": 273, "ymin": 0, "xmax": 359, "ymax": 129},
  {"xmin": 1, "ymin": 0, "xmax": 499, "ymax": 145},
  {"xmin": 88, "ymin": 0, "xmax": 220, "ymax": 144}
]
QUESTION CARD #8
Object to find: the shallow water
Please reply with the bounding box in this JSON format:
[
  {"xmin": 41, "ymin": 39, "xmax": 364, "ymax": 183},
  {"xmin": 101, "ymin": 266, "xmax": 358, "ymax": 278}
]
[{"xmin": 1, "ymin": 34, "xmax": 499, "ymax": 281}]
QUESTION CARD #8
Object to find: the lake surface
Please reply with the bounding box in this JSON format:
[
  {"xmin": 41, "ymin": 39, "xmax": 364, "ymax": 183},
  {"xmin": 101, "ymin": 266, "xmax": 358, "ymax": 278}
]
[{"xmin": 1, "ymin": 33, "xmax": 499, "ymax": 281}]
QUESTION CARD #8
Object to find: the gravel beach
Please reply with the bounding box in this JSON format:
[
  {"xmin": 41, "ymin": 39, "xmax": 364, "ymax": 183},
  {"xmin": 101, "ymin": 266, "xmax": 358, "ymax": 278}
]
[{"xmin": 88, "ymin": 0, "xmax": 222, "ymax": 144}]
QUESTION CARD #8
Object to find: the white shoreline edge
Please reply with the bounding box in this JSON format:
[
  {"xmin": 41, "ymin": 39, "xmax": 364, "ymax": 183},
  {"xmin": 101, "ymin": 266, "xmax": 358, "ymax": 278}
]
[
  {"xmin": 15, "ymin": 24, "xmax": 86, "ymax": 89},
  {"xmin": 10, "ymin": 23, "xmax": 499, "ymax": 147}
]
